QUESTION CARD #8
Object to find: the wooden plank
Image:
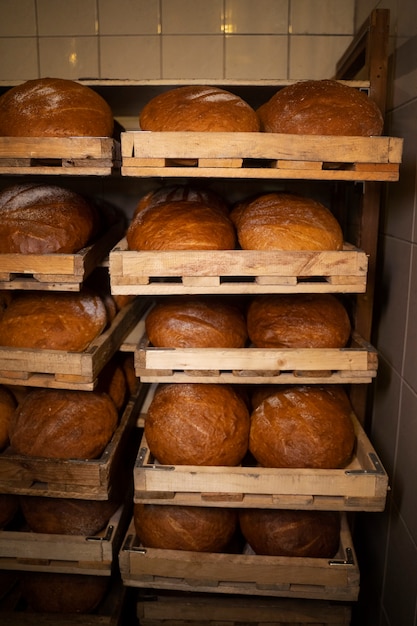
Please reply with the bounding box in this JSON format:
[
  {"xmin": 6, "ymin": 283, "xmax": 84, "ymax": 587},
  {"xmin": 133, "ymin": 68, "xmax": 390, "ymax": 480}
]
[
  {"xmin": 133, "ymin": 406, "xmax": 388, "ymax": 511},
  {"xmin": 119, "ymin": 514, "xmax": 359, "ymax": 601},
  {"xmin": 0, "ymin": 297, "xmax": 149, "ymax": 390},
  {"xmin": 109, "ymin": 239, "xmax": 368, "ymax": 296},
  {"xmin": 0, "ymin": 384, "xmax": 147, "ymax": 498},
  {"xmin": 0, "ymin": 220, "xmax": 125, "ymax": 291}
]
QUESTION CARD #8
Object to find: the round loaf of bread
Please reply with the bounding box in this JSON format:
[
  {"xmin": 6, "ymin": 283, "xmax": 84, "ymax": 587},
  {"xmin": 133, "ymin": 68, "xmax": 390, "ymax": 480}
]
[
  {"xmin": 247, "ymin": 294, "xmax": 351, "ymax": 349},
  {"xmin": 0, "ymin": 183, "xmax": 99, "ymax": 254},
  {"xmin": 134, "ymin": 503, "xmax": 238, "ymax": 552},
  {"xmin": 145, "ymin": 383, "xmax": 250, "ymax": 466},
  {"xmin": 239, "ymin": 509, "xmax": 340, "ymax": 557},
  {"xmin": 127, "ymin": 200, "xmax": 236, "ymax": 251},
  {"xmin": 0, "ymin": 77, "xmax": 114, "ymax": 137},
  {"xmin": 231, "ymin": 192, "xmax": 343, "ymax": 251},
  {"xmin": 0, "ymin": 494, "xmax": 19, "ymax": 528},
  {"xmin": 0, "ymin": 289, "xmax": 108, "ymax": 352},
  {"xmin": 249, "ymin": 385, "xmax": 355, "ymax": 469},
  {"xmin": 257, "ymin": 79, "xmax": 383, "ymax": 136},
  {"xmin": 0, "ymin": 385, "xmax": 16, "ymax": 450},
  {"xmin": 9, "ymin": 389, "xmax": 118, "ymax": 460},
  {"xmin": 20, "ymin": 496, "xmax": 119, "ymax": 536},
  {"xmin": 134, "ymin": 184, "xmax": 229, "ymax": 219},
  {"xmin": 139, "ymin": 86, "xmax": 260, "ymax": 132},
  {"xmin": 21, "ymin": 572, "xmax": 109, "ymax": 614},
  {"xmin": 146, "ymin": 296, "xmax": 248, "ymax": 348}
]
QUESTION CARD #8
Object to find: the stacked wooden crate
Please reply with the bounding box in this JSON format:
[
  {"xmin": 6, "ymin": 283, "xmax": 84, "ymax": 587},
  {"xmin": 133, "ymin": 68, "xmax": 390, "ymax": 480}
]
[
  {"xmin": 0, "ymin": 135, "xmax": 142, "ymax": 624},
  {"xmin": 112, "ymin": 96, "xmax": 401, "ymax": 619}
]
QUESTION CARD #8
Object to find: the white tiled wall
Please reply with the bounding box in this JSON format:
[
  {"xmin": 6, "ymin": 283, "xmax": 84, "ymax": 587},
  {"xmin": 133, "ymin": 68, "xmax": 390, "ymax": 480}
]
[{"xmin": 0, "ymin": 0, "xmax": 354, "ymax": 82}]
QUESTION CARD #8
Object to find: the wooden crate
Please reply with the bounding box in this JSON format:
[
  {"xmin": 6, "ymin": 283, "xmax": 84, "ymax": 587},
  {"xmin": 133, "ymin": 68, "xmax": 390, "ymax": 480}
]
[
  {"xmin": 0, "ymin": 384, "xmax": 148, "ymax": 499},
  {"xmin": 0, "ymin": 136, "xmax": 121, "ymax": 175},
  {"xmin": 134, "ymin": 328, "xmax": 378, "ymax": 385},
  {"xmin": 0, "ymin": 574, "xmax": 128, "ymax": 625},
  {"xmin": 137, "ymin": 591, "xmax": 352, "ymax": 625},
  {"xmin": 134, "ymin": 394, "xmax": 388, "ymax": 512},
  {"xmin": 119, "ymin": 513, "xmax": 359, "ymax": 602},
  {"xmin": 109, "ymin": 239, "xmax": 368, "ymax": 296},
  {"xmin": 0, "ymin": 297, "xmax": 149, "ymax": 390},
  {"xmin": 0, "ymin": 220, "xmax": 125, "ymax": 292},
  {"xmin": 121, "ymin": 131, "xmax": 402, "ymax": 182},
  {"xmin": 0, "ymin": 501, "xmax": 131, "ymax": 575}
]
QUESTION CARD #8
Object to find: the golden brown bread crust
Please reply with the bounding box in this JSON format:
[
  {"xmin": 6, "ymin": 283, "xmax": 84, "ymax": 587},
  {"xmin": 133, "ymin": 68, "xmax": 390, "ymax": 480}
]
[
  {"xmin": 21, "ymin": 572, "xmax": 109, "ymax": 614},
  {"xmin": 0, "ymin": 289, "xmax": 108, "ymax": 352},
  {"xmin": 134, "ymin": 184, "xmax": 229, "ymax": 219},
  {"xmin": 126, "ymin": 200, "xmax": 236, "ymax": 251},
  {"xmin": 145, "ymin": 296, "xmax": 248, "ymax": 348},
  {"xmin": 231, "ymin": 192, "xmax": 343, "ymax": 251},
  {"xmin": 9, "ymin": 389, "xmax": 118, "ymax": 459},
  {"xmin": 0, "ymin": 385, "xmax": 16, "ymax": 450},
  {"xmin": 0, "ymin": 77, "xmax": 114, "ymax": 137},
  {"xmin": 134, "ymin": 503, "xmax": 238, "ymax": 552},
  {"xmin": 20, "ymin": 496, "xmax": 119, "ymax": 536},
  {"xmin": 246, "ymin": 294, "xmax": 351, "ymax": 349},
  {"xmin": 0, "ymin": 183, "xmax": 99, "ymax": 254},
  {"xmin": 249, "ymin": 385, "xmax": 355, "ymax": 469},
  {"xmin": 145, "ymin": 383, "xmax": 250, "ymax": 466},
  {"xmin": 139, "ymin": 86, "xmax": 260, "ymax": 132},
  {"xmin": 239, "ymin": 509, "xmax": 340, "ymax": 557},
  {"xmin": 258, "ymin": 79, "xmax": 384, "ymax": 136}
]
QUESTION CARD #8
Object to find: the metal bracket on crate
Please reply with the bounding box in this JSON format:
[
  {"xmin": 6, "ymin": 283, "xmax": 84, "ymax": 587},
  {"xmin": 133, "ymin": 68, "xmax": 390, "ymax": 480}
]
[
  {"xmin": 344, "ymin": 452, "xmax": 386, "ymax": 475},
  {"xmin": 136, "ymin": 446, "xmax": 175, "ymax": 470},
  {"xmin": 122, "ymin": 533, "xmax": 147, "ymax": 554},
  {"xmin": 85, "ymin": 524, "xmax": 114, "ymax": 542},
  {"xmin": 329, "ymin": 547, "xmax": 355, "ymax": 566}
]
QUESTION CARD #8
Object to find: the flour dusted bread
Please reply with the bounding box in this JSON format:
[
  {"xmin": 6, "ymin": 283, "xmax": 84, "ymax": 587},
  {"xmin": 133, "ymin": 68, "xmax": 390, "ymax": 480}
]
[
  {"xmin": 0, "ymin": 77, "xmax": 114, "ymax": 137},
  {"xmin": 258, "ymin": 79, "xmax": 384, "ymax": 136},
  {"xmin": 0, "ymin": 385, "xmax": 17, "ymax": 450},
  {"xmin": 9, "ymin": 388, "xmax": 118, "ymax": 460},
  {"xmin": 0, "ymin": 183, "xmax": 99, "ymax": 254},
  {"xmin": 139, "ymin": 85, "xmax": 260, "ymax": 132},
  {"xmin": 134, "ymin": 503, "xmax": 238, "ymax": 552},
  {"xmin": 20, "ymin": 496, "xmax": 119, "ymax": 536},
  {"xmin": 249, "ymin": 385, "xmax": 355, "ymax": 469},
  {"xmin": 0, "ymin": 289, "xmax": 108, "ymax": 352},
  {"xmin": 247, "ymin": 294, "xmax": 351, "ymax": 349},
  {"xmin": 231, "ymin": 192, "xmax": 343, "ymax": 251},
  {"xmin": 133, "ymin": 184, "xmax": 229, "ymax": 219},
  {"xmin": 126, "ymin": 200, "xmax": 236, "ymax": 251},
  {"xmin": 239, "ymin": 509, "xmax": 340, "ymax": 557},
  {"xmin": 146, "ymin": 296, "xmax": 248, "ymax": 348},
  {"xmin": 21, "ymin": 572, "xmax": 109, "ymax": 614},
  {"xmin": 145, "ymin": 383, "xmax": 250, "ymax": 466}
]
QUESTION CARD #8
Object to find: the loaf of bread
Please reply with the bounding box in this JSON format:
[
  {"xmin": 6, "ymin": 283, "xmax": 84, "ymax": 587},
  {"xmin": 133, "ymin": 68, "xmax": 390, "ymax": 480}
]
[
  {"xmin": 21, "ymin": 572, "xmax": 109, "ymax": 614},
  {"xmin": 127, "ymin": 200, "xmax": 236, "ymax": 251},
  {"xmin": 0, "ymin": 494, "xmax": 19, "ymax": 528},
  {"xmin": 0, "ymin": 183, "xmax": 99, "ymax": 254},
  {"xmin": 257, "ymin": 79, "xmax": 384, "ymax": 136},
  {"xmin": 134, "ymin": 503, "xmax": 238, "ymax": 552},
  {"xmin": 231, "ymin": 192, "xmax": 343, "ymax": 251},
  {"xmin": 133, "ymin": 184, "xmax": 229, "ymax": 219},
  {"xmin": 0, "ymin": 77, "xmax": 114, "ymax": 137},
  {"xmin": 145, "ymin": 383, "xmax": 250, "ymax": 466},
  {"xmin": 239, "ymin": 509, "xmax": 340, "ymax": 557},
  {"xmin": 0, "ymin": 289, "xmax": 108, "ymax": 352},
  {"xmin": 139, "ymin": 86, "xmax": 260, "ymax": 132},
  {"xmin": 145, "ymin": 296, "xmax": 248, "ymax": 348},
  {"xmin": 247, "ymin": 294, "xmax": 351, "ymax": 349},
  {"xmin": 0, "ymin": 385, "xmax": 16, "ymax": 450},
  {"xmin": 9, "ymin": 388, "xmax": 118, "ymax": 459},
  {"xmin": 20, "ymin": 496, "xmax": 119, "ymax": 536},
  {"xmin": 249, "ymin": 385, "xmax": 355, "ymax": 469},
  {"xmin": 126, "ymin": 200, "xmax": 236, "ymax": 250}
]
